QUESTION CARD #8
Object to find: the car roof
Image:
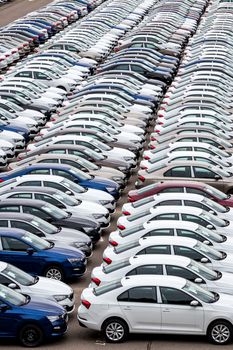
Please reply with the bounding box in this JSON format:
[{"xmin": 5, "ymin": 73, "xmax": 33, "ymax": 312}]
[
  {"xmin": 1, "ymin": 186, "xmax": 60, "ymax": 196},
  {"xmin": 121, "ymin": 275, "xmax": 186, "ymax": 288},
  {"xmin": 139, "ymin": 235, "xmax": 197, "ymax": 247},
  {"xmin": 0, "ymin": 198, "xmax": 48, "ymax": 207},
  {"xmin": 0, "ymin": 211, "xmax": 37, "ymax": 220},
  {"xmin": 0, "ymin": 227, "xmax": 27, "ymax": 237}
]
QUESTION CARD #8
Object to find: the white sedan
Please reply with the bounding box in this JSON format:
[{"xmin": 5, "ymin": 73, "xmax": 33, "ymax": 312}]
[
  {"xmin": 78, "ymin": 275, "xmax": 233, "ymax": 344},
  {"xmin": 0, "ymin": 262, "xmax": 75, "ymax": 313}
]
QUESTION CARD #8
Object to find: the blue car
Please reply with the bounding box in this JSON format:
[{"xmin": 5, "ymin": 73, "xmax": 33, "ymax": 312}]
[
  {"xmin": 0, "ymin": 163, "xmax": 120, "ymax": 198},
  {"xmin": 0, "ymin": 228, "xmax": 87, "ymax": 280},
  {"xmin": 0, "ymin": 283, "xmax": 67, "ymax": 347},
  {"xmin": 0, "ymin": 120, "xmax": 30, "ymax": 143}
]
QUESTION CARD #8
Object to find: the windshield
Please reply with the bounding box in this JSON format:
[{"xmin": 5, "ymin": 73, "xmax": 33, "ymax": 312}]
[
  {"xmin": 188, "ymin": 261, "xmax": 218, "ymax": 281},
  {"xmin": 22, "ymin": 231, "xmax": 51, "ymax": 250},
  {"xmin": 183, "ymin": 281, "xmax": 216, "ymax": 303},
  {"xmin": 92, "ymin": 139, "xmax": 111, "ymax": 151},
  {"xmin": 195, "ymin": 242, "xmax": 223, "ymax": 260},
  {"xmin": 204, "ymin": 185, "xmax": 228, "ymax": 200},
  {"xmin": 2, "ymin": 264, "xmax": 35, "ymax": 286},
  {"xmin": 61, "ymin": 178, "xmax": 85, "ymax": 193},
  {"xmin": 42, "ymin": 204, "xmax": 67, "ymax": 220},
  {"xmin": 132, "ymin": 196, "xmax": 155, "ymax": 208},
  {"xmin": 115, "ymin": 240, "xmax": 140, "ymax": 254},
  {"xmin": 30, "ymin": 217, "xmax": 56, "ymax": 234},
  {"xmin": 196, "ymin": 226, "xmax": 224, "ymax": 243},
  {"xmin": 0, "ymin": 284, "xmax": 27, "ymax": 306},
  {"xmin": 202, "ymin": 211, "xmax": 226, "ymax": 227},
  {"xmin": 201, "ymin": 198, "xmax": 227, "ymax": 213}
]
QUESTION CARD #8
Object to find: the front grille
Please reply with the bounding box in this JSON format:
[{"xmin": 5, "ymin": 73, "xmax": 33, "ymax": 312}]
[{"xmin": 69, "ymin": 292, "xmax": 74, "ymax": 301}]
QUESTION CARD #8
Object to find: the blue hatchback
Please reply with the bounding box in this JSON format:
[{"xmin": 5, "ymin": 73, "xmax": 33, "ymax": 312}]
[
  {"xmin": 0, "ymin": 228, "xmax": 87, "ymax": 281},
  {"xmin": 0, "ymin": 283, "xmax": 67, "ymax": 347},
  {"xmin": 0, "ymin": 163, "xmax": 120, "ymax": 198}
]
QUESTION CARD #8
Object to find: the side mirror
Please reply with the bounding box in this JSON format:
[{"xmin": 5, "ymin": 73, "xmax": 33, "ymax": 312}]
[
  {"xmin": 8, "ymin": 283, "xmax": 18, "ymax": 290},
  {"xmin": 190, "ymin": 300, "xmax": 199, "ymax": 307},
  {"xmin": 203, "ymin": 240, "xmax": 210, "ymax": 245},
  {"xmin": 194, "ymin": 278, "xmax": 203, "ymax": 284},
  {"xmin": 206, "ymin": 224, "xmax": 213, "ymax": 229},
  {"xmin": 0, "ymin": 303, "xmax": 9, "ymax": 312},
  {"xmin": 47, "ymin": 218, "xmax": 53, "ymax": 223},
  {"xmin": 65, "ymin": 191, "xmax": 72, "ymax": 195},
  {"xmin": 214, "ymin": 174, "xmax": 221, "ymax": 180},
  {"xmin": 26, "ymin": 248, "xmax": 34, "ymax": 255},
  {"xmin": 209, "ymin": 210, "xmax": 215, "ymax": 215},
  {"xmin": 201, "ymin": 257, "xmax": 209, "ymax": 263}
]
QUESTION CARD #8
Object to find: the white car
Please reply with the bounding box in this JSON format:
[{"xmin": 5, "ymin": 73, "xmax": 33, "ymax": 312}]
[
  {"xmin": 0, "ymin": 129, "xmax": 25, "ymax": 150},
  {"xmin": 109, "ymin": 220, "xmax": 233, "ymax": 253},
  {"xmin": 0, "ymin": 175, "xmax": 115, "ymax": 211},
  {"xmin": 121, "ymin": 193, "xmax": 232, "ymax": 220},
  {"xmin": 78, "ymin": 274, "xmax": 233, "ymax": 344},
  {"xmin": 102, "ymin": 236, "xmax": 233, "ymax": 273},
  {"xmin": 117, "ymin": 206, "xmax": 233, "ymax": 234},
  {"xmin": 0, "ymin": 139, "xmax": 15, "ymax": 160},
  {"xmin": 0, "ymin": 262, "xmax": 75, "ymax": 313},
  {"xmin": 91, "ymin": 254, "xmax": 233, "ymax": 295}
]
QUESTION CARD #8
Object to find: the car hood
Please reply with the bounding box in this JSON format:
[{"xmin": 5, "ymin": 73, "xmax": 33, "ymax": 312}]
[
  {"xmin": 48, "ymin": 245, "xmax": 85, "ymax": 258},
  {"xmin": 21, "ymin": 295, "xmax": 65, "ymax": 315},
  {"xmin": 27, "ymin": 276, "xmax": 73, "ymax": 295}
]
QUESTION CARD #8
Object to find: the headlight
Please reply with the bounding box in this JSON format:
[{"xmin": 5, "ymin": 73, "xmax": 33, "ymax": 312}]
[
  {"xmin": 118, "ymin": 167, "xmax": 127, "ymax": 172},
  {"xmin": 106, "ymin": 187, "xmax": 115, "ymax": 192},
  {"xmin": 27, "ymin": 124, "xmax": 36, "ymax": 128},
  {"xmin": 83, "ymin": 227, "xmax": 93, "ymax": 233},
  {"xmin": 93, "ymin": 214, "xmax": 104, "ymax": 219},
  {"xmin": 68, "ymin": 258, "xmax": 81, "ymax": 264},
  {"xmin": 47, "ymin": 315, "xmax": 60, "ymax": 323},
  {"xmin": 124, "ymin": 157, "xmax": 133, "ymax": 161},
  {"xmin": 54, "ymin": 295, "xmax": 68, "ymax": 302},
  {"xmin": 74, "ymin": 242, "xmax": 87, "ymax": 248},
  {"xmin": 99, "ymin": 200, "xmax": 110, "ymax": 205},
  {"xmin": 113, "ymin": 177, "xmax": 123, "ymax": 182}
]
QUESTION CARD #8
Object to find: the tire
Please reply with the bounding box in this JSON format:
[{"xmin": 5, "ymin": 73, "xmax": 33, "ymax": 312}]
[
  {"xmin": 19, "ymin": 324, "xmax": 43, "ymax": 347},
  {"xmin": 102, "ymin": 318, "xmax": 128, "ymax": 343},
  {"xmin": 207, "ymin": 320, "xmax": 233, "ymax": 345},
  {"xmin": 44, "ymin": 265, "xmax": 64, "ymax": 281}
]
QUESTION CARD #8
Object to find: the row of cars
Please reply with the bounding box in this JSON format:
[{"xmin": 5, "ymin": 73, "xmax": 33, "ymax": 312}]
[
  {"xmin": 78, "ymin": 0, "xmax": 233, "ymax": 346},
  {"xmin": 0, "ymin": 0, "xmax": 160, "ymax": 347},
  {"xmin": 0, "ymin": 0, "xmax": 99, "ymax": 72}
]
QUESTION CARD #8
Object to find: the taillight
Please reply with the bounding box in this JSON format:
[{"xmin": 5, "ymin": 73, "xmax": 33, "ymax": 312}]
[
  {"xmin": 150, "ymin": 137, "xmax": 157, "ymax": 141},
  {"xmin": 160, "ymin": 107, "xmax": 166, "ymax": 110},
  {"xmin": 103, "ymin": 257, "xmax": 112, "ymax": 264},
  {"xmin": 117, "ymin": 224, "xmax": 125, "ymax": 230},
  {"xmin": 158, "ymin": 114, "xmax": 164, "ymax": 117},
  {"xmin": 109, "ymin": 240, "xmax": 118, "ymax": 246},
  {"xmin": 114, "ymin": 47, "xmax": 120, "ymax": 52},
  {"xmin": 154, "ymin": 130, "xmax": 160, "ymax": 133},
  {"xmin": 138, "ymin": 175, "xmax": 145, "ymax": 182},
  {"xmin": 158, "ymin": 122, "xmax": 164, "ymax": 125},
  {"xmin": 128, "ymin": 197, "xmax": 135, "ymax": 202},
  {"xmin": 122, "ymin": 211, "xmax": 130, "ymax": 216},
  {"xmin": 144, "ymin": 155, "xmax": 150, "ymax": 160},
  {"xmin": 141, "ymin": 166, "xmax": 148, "ymax": 170},
  {"xmin": 81, "ymin": 300, "xmax": 91, "ymax": 309},
  {"xmin": 0, "ymin": 179, "xmax": 4, "ymax": 183},
  {"xmin": 91, "ymin": 277, "xmax": 101, "ymax": 286},
  {"xmin": 149, "ymin": 145, "xmax": 156, "ymax": 149}
]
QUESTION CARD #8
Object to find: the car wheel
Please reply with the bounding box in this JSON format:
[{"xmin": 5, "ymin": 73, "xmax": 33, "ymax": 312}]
[
  {"xmin": 208, "ymin": 320, "xmax": 233, "ymax": 345},
  {"xmin": 103, "ymin": 318, "xmax": 128, "ymax": 343},
  {"xmin": 44, "ymin": 265, "xmax": 64, "ymax": 281},
  {"xmin": 19, "ymin": 324, "xmax": 43, "ymax": 347}
]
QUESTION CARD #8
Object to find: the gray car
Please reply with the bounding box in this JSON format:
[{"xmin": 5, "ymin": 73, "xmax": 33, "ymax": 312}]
[{"xmin": 0, "ymin": 212, "xmax": 92, "ymax": 256}]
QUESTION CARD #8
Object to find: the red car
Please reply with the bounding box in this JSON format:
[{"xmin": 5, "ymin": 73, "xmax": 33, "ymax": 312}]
[{"xmin": 128, "ymin": 181, "xmax": 233, "ymax": 206}]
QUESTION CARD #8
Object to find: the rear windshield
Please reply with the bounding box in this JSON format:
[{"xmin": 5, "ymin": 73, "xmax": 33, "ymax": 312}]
[
  {"xmin": 103, "ymin": 259, "xmax": 130, "ymax": 274},
  {"xmin": 93, "ymin": 280, "xmax": 122, "ymax": 296}
]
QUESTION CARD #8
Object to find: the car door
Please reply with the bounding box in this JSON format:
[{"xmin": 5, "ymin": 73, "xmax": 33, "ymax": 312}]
[
  {"xmin": 117, "ymin": 286, "xmax": 161, "ymax": 331},
  {"xmin": 0, "ymin": 297, "xmax": 20, "ymax": 337},
  {"xmin": 159, "ymin": 286, "xmax": 204, "ymax": 333}
]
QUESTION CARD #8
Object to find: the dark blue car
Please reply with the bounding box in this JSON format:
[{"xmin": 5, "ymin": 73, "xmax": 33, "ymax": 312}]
[
  {"xmin": 0, "ymin": 163, "xmax": 120, "ymax": 198},
  {"xmin": 0, "ymin": 283, "xmax": 67, "ymax": 347},
  {"xmin": 0, "ymin": 228, "xmax": 87, "ymax": 280},
  {"xmin": 0, "ymin": 120, "xmax": 30, "ymax": 143}
]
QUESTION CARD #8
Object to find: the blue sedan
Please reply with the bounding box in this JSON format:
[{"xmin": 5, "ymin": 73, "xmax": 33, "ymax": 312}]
[
  {"xmin": 0, "ymin": 228, "xmax": 87, "ymax": 280},
  {"xmin": 0, "ymin": 163, "xmax": 120, "ymax": 198},
  {"xmin": 0, "ymin": 283, "xmax": 67, "ymax": 347}
]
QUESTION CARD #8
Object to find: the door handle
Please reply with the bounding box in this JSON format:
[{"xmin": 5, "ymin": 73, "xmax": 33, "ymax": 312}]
[
  {"xmin": 162, "ymin": 309, "xmax": 170, "ymax": 313},
  {"xmin": 123, "ymin": 307, "xmax": 132, "ymax": 310}
]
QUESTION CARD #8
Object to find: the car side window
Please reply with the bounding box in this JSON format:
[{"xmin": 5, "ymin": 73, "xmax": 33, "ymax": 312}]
[
  {"xmin": 152, "ymin": 213, "xmax": 179, "ymax": 221},
  {"xmin": 44, "ymin": 181, "xmax": 65, "ymax": 192},
  {"xmin": 164, "ymin": 166, "xmax": 191, "ymax": 177},
  {"xmin": 35, "ymin": 72, "xmax": 50, "ymax": 80},
  {"xmin": 193, "ymin": 167, "xmax": 218, "ymax": 179},
  {"xmin": 144, "ymin": 228, "xmax": 174, "ymax": 237},
  {"xmin": 176, "ymin": 229, "xmax": 205, "ymax": 242},
  {"xmin": 160, "ymin": 287, "xmax": 194, "ymax": 305},
  {"xmin": 126, "ymin": 265, "xmax": 163, "ymax": 276},
  {"xmin": 0, "ymin": 206, "xmax": 20, "ymax": 212},
  {"xmin": 166, "ymin": 265, "xmax": 198, "ymax": 282},
  {"xmin": 137, "ymin": 245, "xmax": 171, "ymax": 255},
  {"xmin": 185, "ymin": 188, "xmax": 210, "ymax": 198},
  {"xmin": 117, "ymin": 287, "xmax": 157, "ymax": 303},
  {"xmin": 157, "ymin": 200, "xmax": 182, "ymax": 206},
  {"xmin": 181, "ymin": 214, "xmax": 208, "ymax": 227},
  {"xmin": 170, "ymin": 147, "xmax": 192, "ymax": 152},
  {"xmin": 9, "ymin": 193, "xmax": 32, "ymax": 199},
  {"xmin": 1, "ymin": 237, "xmax": 29, "ymax": 251},
  {"xmin": 48, "ymin": 150, "xmax": 66, "ymax": 154},
  {"xmin": 0, "ymin": 220, "xmax": 8, "ymax": 227},
  {"xmin": 174, "ymin": 246, "xmax": 205, "ymax": 261},
  {"xmin": 34, "ymin": 194, "xmax": 63, "ymax": 208},
  {"xmin": 22, "ymin": 206, "xmax": 48, "ymax": 220},
  {"xmin": 184, "ymin": 200, "xmax": 209, "ymax": 211},
  {"xmin": 15, "ymin": 71, "xmax": 32, "ymax": 78},
  {"xmin": 0, "ymin": 274, "xmax": 12, "ymax": 285},
  {"xmin": 29, "ymin": 169, "xmax": 50, "ymax": 175},
  {"xmin": 55, "ymin": 140, "xmax": 74, "ymax": 145},
  {"xmin": 10, "ymin": 221, "xmax": 44, "ymax": 236},
  {"xmin": 38, "ymin": 159, "xmax": 59, "ymax": 164},
  {"xmin": 19, "ymin": 181, "xmax": 41, "ymax": 186},
  {"xmin": 52, "ymin": 169, "xmax": 76, "ymax": 182},
  {"xmin": 159, "ymin": 187, "xmax": 185, "ymax": 193}
]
